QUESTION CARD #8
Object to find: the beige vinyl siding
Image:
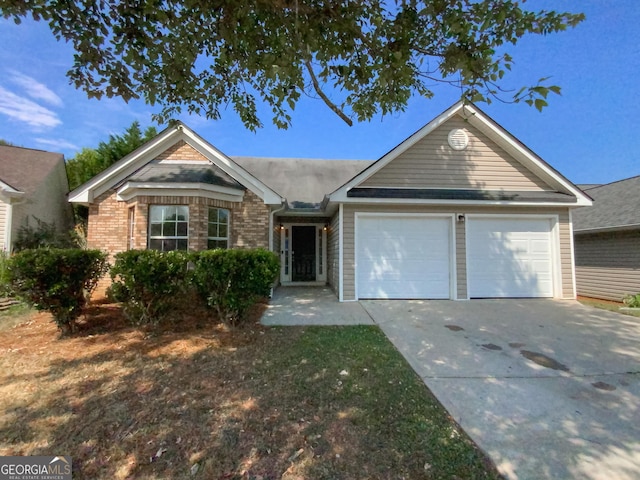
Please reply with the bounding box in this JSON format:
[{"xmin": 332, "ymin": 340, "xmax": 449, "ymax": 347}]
[
  {"xmin": 0, "ymin": 200, "xmax": 7, "ymax": 250},
  {"xmin": 361, "ymin": 117, "xmax": 551, "ymax": 191},
  {"xmin": 327, "ymin": 212, "xmax": 340, "ymax": 293},
  {"xmin": 575, "ymin": 230, "xmax": 640, "ymax": 301},
  {"xmin": 342, "ymin": 205, "xmax": 575, "ymax": 300},
  {"xmin": 456, "ymin": 220, "xmax": 467, "ymax": 299},
  {"xmin": 343, "ymin": 208, "xmax": 355, "ymax": 300}
]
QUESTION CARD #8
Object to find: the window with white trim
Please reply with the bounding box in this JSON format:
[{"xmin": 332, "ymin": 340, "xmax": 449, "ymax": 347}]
[
  {"xmin": 208, "ymin": 207, "xmax": 229, "ymax": 249},
  {"xmin": 148, "ymin": 205, "xmax": 189, "ymax": 251}
]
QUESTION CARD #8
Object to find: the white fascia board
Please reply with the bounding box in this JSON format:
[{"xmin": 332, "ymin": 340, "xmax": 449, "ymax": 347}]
[
  {"xmin": 0, "ymin": 180, "xmax": 24, "ymax": 201},
  {"xmin": 328, "ymin": 102, "xmax": 465, "ymax": 200},
  {"xmin": 68, "ymin": 123, "xmax": 284, "ymax": 206},
  {"xmin": 117, "ymin": 182, "xmax": 245, "ymax": 203},
  {"xmin": 333, "ymin": 196, "xmax": 579, "ymax": 207},
  {"xmin": 463, "ymin": 106, "xmax": 592, "ymax": 206},
  {"xmin": 180, "ymin": 127, "xmax": 283, "ymax": 205},
  {"xmin": 68, "ymin": 126, "xmax": 183, "ymax": 204}
]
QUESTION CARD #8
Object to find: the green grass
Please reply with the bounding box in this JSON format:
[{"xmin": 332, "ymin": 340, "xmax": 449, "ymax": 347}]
[
  {"xmin": 256, "ymin": 326, "xmax": 500, "ymax": 479},
  {"xmin": 579, "ymin": 298, "xmax": 640, "ymax": 318}
]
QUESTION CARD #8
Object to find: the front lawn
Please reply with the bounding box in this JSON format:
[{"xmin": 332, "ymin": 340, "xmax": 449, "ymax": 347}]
[{"xmin": 0, "ymin": 302, "xmax": 500, "ymax": 479}]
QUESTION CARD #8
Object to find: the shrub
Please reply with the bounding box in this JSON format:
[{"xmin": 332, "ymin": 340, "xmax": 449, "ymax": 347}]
[
  {"xmin": 623, "ymin": 293, "xmax": 640, "ymax": 308},
  {"xmin": 109, "ymin": 249, "xmax": 192, "ymax": 324},
  {"xmin": 8, "ymin": 249, "xmax": 109, "ymax": 334},
  {"xmin": 14, "ymin": 217, "xmax": 77, "ymax": 251},
  {"xmin": 0, "ymin": 250, "xmax": 12, "ymax": 297},
  {"xmin": 192, "ymin": 248, "xmax": 279, "ymax": 325}
]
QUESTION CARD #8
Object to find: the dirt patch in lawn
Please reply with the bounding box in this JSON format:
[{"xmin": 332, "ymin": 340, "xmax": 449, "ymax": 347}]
[{"xmin": 0, "ymin": 300, "xmax": 501, "ymax": 479}]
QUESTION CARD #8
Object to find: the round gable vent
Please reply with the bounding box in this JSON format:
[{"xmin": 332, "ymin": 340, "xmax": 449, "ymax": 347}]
[{"xmin": 448, "ymin": 128, "xmax": 469, "ymax": 150}]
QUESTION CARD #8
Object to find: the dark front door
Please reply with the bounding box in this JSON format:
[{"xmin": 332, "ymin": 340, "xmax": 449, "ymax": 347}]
[{"xmin": 292, "ymin": 225, "xmax": 316, "ymax": 281}]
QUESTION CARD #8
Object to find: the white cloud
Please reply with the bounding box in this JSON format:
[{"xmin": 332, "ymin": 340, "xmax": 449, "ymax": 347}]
[
  {"xmin": 0, "ymin": 86, "xmax": 61, "ymax": 128},
  {"xmin": 35, "ymin": 137, "xmax": 79, "ymax": 151},
  {"xmin": 9, "ymin": 71, "xmax": 63, "ymax": 107}
]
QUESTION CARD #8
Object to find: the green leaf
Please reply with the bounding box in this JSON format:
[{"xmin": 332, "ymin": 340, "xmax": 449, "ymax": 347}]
[{"xmin": 534, "ymin": 98, "xmax": 548, "ymax": 112}]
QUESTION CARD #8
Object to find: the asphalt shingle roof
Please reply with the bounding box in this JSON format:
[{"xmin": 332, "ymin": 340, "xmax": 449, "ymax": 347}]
[
  {"xmin": 0, "ymin": 145, "xmax": 64, "ymax": 194},
  {"xmin": 128, "ymin": 161, "xmax": 244, "ymax": 190},
  {"xmin": 572, "ymin": 175, "xmax": 640, "ymax": 232},
  {"xmin": 233, "ymin": 157, "xmax": 374, "ymax": 205}
]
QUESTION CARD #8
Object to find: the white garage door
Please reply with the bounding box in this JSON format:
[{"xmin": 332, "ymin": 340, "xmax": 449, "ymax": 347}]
[
  {"xmin": 356, "ymin": 215, "xmax": 452, "ymax": 299},
  {"xmin": 467, "ymin": 217, "xmax": 555, "ymax": 298}
]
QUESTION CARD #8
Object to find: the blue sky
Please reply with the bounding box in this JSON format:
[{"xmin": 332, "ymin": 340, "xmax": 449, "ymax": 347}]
[{"xmin": 0, "ymin": 1, "xmax": 638, "ymax": 184}]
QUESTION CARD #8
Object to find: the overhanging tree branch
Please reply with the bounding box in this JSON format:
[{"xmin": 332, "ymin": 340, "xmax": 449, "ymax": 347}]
[{"xmin": 304, "ymin": 59, "xmax": 353, "ymax": 127}]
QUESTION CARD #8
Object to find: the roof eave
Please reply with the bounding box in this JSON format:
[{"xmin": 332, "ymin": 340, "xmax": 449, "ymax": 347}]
[{"xmin": 574, "ymin": 223, "xmax": 640, "ymax": 235}]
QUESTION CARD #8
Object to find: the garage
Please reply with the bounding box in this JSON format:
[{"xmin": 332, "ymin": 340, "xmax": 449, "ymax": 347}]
[
  {"xmin": 466, "ymin": 217, "xmax": 556, "ymax": 298},
  {"xmin": 356, "ymin": 215, "xmax": 453, "ymax": 299}
]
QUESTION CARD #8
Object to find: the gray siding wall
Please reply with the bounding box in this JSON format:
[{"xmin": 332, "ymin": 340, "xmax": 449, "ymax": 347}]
[
  {"xmin": 327, "ymin": 211, "xmax": 340, "ymax": 294},
  {"xmin": 575, "ymin": 230, "xmax": 640, "ymax": 301},
  {"xmin": 11, "ymin": 159, "xmax": 72, "ymax": 248},
  {"xmin": 342, "ymin": 204, "xmax": 574, "ymax": 301},
  {"xmin": 361, "ymin": 116, "xmax": 552, "ymax": 191}
]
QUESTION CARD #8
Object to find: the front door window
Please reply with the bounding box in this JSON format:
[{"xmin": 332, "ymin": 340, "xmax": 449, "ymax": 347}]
[{"xmin": 292, "ymin": 225, "xmax": 316, "ymax": 281}]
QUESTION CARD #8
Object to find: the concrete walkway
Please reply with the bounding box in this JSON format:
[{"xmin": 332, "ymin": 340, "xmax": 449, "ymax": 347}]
[{"xmin": 261, "ymin": 286, "xmax": 374, "ymax": 326}]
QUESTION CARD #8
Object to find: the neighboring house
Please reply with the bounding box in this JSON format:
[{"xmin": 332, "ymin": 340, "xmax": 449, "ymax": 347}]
[
  {"xmin": 69, "ymin": 102, "xmax": 592, "ymax": 301},
  {"xmin": 0, "ymin": 145, "xmax": 73, "ymax": 251},
  {"xmin": 572, "ymin": 176, "xmax": 640, "ymax": 301}
]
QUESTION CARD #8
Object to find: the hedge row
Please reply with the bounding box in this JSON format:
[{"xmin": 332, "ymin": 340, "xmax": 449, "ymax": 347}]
[{"xmin": 7, "ymin": 248, "xmax": 279, "ymax": 333}]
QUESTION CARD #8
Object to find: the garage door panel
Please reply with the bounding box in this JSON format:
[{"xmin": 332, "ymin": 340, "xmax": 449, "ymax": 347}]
[
  {"xmin": 468, "ymin": 218, "xmax": 555, "ymax": 298},
  {"xmin": 357, "ymin": 216, "xmax": 452, "ymax": 299}
]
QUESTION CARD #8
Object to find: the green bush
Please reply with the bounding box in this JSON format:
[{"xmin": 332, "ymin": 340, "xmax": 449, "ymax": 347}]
[
  {"xmin": 8, "ymin": 249, "xmax": 109, "ymax": 334},
  {"xmin": 0, "ymin": 250, "xmax": 13, "ymax": 297},
  {"xmin": 109, "ymin": 249, "xmax": 192, "ymax": 324},
  {"xmin": 192, "ymin": 248, "xmax": 279, "ymax": 325},
  {"xmin": 14, "ymin": 217, "xmax": 77, "ymax": 251},
  {"xmin": 623, "ymin": 293, "xmax": 640, "ymax": 308}
]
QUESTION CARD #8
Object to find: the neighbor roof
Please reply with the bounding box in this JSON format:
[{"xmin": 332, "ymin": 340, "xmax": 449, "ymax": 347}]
[
  {"xmin": 0, "ymin": 145, "xmax": 65, "ymax": 195},
  {"xmin": 572, "ymin": 175, "xmax": 640, "ymax": 232},
  {"xmin": 233, "ymin": 157, "xmax": 374, "ymax": 206}
]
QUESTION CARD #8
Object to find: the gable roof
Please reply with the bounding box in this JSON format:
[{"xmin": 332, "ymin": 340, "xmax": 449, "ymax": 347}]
[
  {"xmin": 68, "ymin": 122, "xmax": 283, "ymax": 205},
  {"xmin": 233, "ymin": 157, "xmax": 373, "ymax": 206},
  {"xmin": 0, "ymin": 145, "xmax": 64, "ymax": 197},
  {"xmin": 572, "ymin": 175, "xmax": 640, "ymax": 233},
  {"xmin": 328, "ymin": 101, "xmax": 592, "ymax": 207}
]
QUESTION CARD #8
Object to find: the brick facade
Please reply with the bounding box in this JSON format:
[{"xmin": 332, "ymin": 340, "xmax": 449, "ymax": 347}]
[
  {"xmin": 87, "ymin": 189, "xmax": 271, "ymax": 258},
  {"xmin": 156, "ymin": 140, "xmax": 209, "ymax": 161}
]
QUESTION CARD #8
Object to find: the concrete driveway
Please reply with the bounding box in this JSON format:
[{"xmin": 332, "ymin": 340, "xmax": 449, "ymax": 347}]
[{"xmin": 361, "ymin": 299, "xmax": 640, "ymax": 480}]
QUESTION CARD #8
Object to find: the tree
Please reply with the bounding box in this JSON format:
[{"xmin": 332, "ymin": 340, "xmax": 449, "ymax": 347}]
[
  {"xmin": 0, "ymin": 139, "xmax": 16, "ymax": 146},
  {"xmin": 66, "ymin": 121, "xmax": 156, "ymax": 226},
  {"xmin": 1, "ymin": 1, "xmax": 584, "ymax": 129},
  {"xmin": 66, "ymin": 121, "xmax": 157, "ymax": 191}
]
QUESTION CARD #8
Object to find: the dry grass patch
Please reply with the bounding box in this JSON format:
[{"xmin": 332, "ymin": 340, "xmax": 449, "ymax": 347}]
[{"xmin": 0, "ymin": 300, "xmax": 500, "ymax": 479}]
